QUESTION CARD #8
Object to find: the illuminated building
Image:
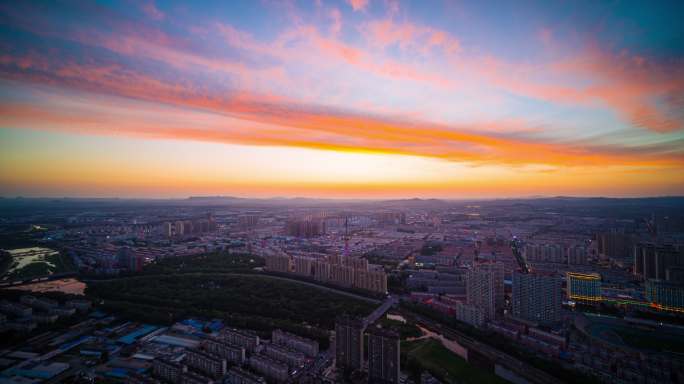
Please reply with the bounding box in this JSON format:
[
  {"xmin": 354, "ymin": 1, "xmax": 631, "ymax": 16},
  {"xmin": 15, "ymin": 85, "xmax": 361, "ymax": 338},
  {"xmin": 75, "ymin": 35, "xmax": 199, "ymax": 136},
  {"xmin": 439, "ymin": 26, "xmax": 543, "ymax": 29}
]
[
  {"xmin": 566, "ymin": 272, "xmax": 602, "ymax": 303},
  {"xmin": 646, "ymin": 279, "xmax": 684, "ymax": 313}
]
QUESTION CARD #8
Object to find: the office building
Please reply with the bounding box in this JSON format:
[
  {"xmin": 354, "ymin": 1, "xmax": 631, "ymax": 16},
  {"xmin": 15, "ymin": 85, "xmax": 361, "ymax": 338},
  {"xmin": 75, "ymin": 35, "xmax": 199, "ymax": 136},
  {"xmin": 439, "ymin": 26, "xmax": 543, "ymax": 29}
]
[
  {"xmin": 367, "ymin": 327, "xmax": 400, "ymax": 384},
  {"xmin": 512, "ymin": 272, "xmax": 561, "ymax": 324},
  {"xmin": 335, "ymin": 315, "xmax": 365, "ymax": 370},
  {"xmin": 566, "ymin": 272, "xmax": 602, "ymax": 303}
]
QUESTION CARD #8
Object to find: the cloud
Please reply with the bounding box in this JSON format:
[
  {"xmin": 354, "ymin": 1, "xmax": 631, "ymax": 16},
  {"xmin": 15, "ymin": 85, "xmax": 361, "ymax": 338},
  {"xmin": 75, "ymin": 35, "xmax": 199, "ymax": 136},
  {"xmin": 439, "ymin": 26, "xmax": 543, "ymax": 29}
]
[
  {"xmin": 1, "ymin": 50, "xmax": 681, "ymax": 170},
  {"xmin": 347, "ymin": 0, "xmax": 368, "ymax": 12},
  {"xmin": 140, "ymin": 0, "xmax": 164, "ymax": 20},
  {"xmin": 362, "ymin": 19, "xmax": 460, "ymax": 54},
  {"xmin": 329, "ymin": 8, "xmax": 342, "ymax": 36}
]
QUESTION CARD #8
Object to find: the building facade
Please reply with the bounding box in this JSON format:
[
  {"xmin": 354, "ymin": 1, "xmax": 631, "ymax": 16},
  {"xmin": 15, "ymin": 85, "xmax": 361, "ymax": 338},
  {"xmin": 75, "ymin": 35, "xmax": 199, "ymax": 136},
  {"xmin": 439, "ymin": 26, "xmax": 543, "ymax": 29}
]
[
  {"xmin": 335, "ymin": 316, "xmax": 365, "ymax": 370},
  {"xmin": 367, "ymin": 327, "xmax": 400, "ymax": 384},
  {"xmin": 512, "ymin": 272, "xmax": 561, "ymax": 324}
]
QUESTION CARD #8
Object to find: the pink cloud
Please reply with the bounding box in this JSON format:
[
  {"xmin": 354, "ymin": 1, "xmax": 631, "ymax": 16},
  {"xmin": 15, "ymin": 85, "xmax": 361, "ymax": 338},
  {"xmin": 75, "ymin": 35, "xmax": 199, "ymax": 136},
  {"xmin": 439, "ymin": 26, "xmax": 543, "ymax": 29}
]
[
  {"xmin": 329, "ymin": 8, "xmax": 342, "ymax": 36},
  {"xmin": 362, "ymin": 19, "xmax": 460, "ymax": 54},
  {"xmin": 347, "ymin": 0, "xmax": 368, "ymax": 12},
  {"xmin": 140, "ymin": 0, "xmax": 164, "ymax": 21}
]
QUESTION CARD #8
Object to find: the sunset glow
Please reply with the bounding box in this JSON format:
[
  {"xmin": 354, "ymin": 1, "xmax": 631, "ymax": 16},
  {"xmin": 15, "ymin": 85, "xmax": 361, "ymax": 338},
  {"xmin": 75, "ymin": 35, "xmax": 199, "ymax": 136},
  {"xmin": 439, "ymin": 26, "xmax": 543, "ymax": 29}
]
[{"xmin": 1, "ymin": 1, "xmax": 683, "ymax": 198}]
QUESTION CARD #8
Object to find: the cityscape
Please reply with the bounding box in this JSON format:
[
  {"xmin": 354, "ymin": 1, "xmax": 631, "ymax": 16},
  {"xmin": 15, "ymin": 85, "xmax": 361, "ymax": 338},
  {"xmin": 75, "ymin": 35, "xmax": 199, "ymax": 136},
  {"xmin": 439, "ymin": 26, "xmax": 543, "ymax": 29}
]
[
  {"xmin": 0, "ymin": 197, "xmax": 683, "ymax": 383},
  {"xmin": 1, "ymin": 1, "xmax": 684, "ymax": 384}
]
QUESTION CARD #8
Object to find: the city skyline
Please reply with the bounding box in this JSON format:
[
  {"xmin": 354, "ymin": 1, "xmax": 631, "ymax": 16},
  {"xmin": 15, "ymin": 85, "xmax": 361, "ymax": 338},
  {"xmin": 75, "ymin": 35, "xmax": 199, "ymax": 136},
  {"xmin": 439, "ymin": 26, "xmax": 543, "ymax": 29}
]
[{"xmin": 1, "ymin": 0, "xmax": 684, "ymax": 198}]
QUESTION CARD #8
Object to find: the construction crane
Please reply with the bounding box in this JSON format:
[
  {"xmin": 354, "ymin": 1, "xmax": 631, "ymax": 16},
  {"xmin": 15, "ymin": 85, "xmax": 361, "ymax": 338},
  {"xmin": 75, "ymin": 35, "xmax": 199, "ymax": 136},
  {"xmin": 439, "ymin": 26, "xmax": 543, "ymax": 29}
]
[
  {"xmin": 509, "ymin": 229, "xmax": 530, "ymax": 274},
  {"xmin": 343, "ymin": 215, "xmax": 350, "ymax": 257}
]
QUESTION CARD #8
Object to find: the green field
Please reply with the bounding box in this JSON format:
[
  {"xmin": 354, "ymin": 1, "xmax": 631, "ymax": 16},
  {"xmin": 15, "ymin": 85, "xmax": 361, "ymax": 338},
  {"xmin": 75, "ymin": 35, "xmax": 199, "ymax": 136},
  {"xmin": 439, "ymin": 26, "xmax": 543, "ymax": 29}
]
[{"xmin": 402, "ymin": 338, "xmax": 509, "ymax": 384}]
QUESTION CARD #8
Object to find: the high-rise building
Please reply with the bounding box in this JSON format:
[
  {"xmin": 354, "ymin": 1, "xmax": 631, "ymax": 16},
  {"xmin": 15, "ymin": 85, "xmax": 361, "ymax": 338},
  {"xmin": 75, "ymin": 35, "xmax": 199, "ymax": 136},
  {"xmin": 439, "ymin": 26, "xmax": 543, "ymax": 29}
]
[
  {"xmin": 466, "ymin": 262, "xmax": 504, "ymax": 322},
  {"xmin": 293, "ymin": 256, "xmax": 315, "ymax": 276},
  {"xmin": 312, "ymin": 260, "xmax": 332, "ymax": 282},
  {"xmin": 566, "ymin": 272, "xmax": 602, "ymax": 303},
  {"xmin": 265, "ymin": 254, "xmax": 292, "ymax": 273},
  {"xmin": 567, "ymin": 245, "xmax": 588, "ymax": 265},
  {"xmin": 634, "ymin": 243, "xmax": 684, "ymax": 281},
  {"xmin": 455, "ymin": 302, "xmax": 485, "ymax": 327},
  {"xmin": 117, "ymin": 247, "xmax": 143, "ymax": 272},
  {"xmin": 335, "ymin": 316, "xmax": 364, "ymax": 370},
  {"xmin": 367, "ymin": 327, "xmax": 400, "ymax": 384},
  {"xmin": 597, "ymin": 231, "xmax": 634, "ymax": 259},
  {"xmin": 512, "ymin": 272, "xmax": 561, "ymax": 324},
  {"xmin": 646, "ymin": 279, "xmax": 684, "ymax": 313},
  {"xmin": 238, "ymin": 215, "xmax": 260, "ymax": 229},
  {"xmin": 354, "ymin": 270, "xmax": 388, "ymax": 294},
  {"xmin": 285, "ymin": 217, "xmax": 326, "ymax": 237},
  {"xmin": 330, "ymin": 264, "xmax": 356, "ymax": 287}
]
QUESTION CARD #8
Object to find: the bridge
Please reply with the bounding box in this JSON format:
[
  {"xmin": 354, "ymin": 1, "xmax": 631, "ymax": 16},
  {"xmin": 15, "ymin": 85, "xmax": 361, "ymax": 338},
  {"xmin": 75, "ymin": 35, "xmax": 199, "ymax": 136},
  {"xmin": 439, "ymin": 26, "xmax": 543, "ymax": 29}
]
[{"xmin": 363, "ymin": 295, "xmax": 398, "ymax": 327}]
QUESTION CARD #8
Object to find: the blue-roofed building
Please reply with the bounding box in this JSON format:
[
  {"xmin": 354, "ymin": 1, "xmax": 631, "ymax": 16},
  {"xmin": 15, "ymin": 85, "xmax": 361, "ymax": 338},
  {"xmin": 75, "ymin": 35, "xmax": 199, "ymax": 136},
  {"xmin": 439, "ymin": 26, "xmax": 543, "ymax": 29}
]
[{"xmin": 118, "ymin": 325, "xmax": 158, "ymax": 345}]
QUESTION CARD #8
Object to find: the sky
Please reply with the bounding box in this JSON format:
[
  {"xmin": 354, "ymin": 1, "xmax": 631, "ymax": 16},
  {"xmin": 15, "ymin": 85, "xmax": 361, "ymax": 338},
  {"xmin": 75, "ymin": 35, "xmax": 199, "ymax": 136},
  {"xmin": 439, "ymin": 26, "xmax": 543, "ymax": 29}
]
[{"xmin": 0, "ymin": 0, "xmax": 683, "ymax": 199}]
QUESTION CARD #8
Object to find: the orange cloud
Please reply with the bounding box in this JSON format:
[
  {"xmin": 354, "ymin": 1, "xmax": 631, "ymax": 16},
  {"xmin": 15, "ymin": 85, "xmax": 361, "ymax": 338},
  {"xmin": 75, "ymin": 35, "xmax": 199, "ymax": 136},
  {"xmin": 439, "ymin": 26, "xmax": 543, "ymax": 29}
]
[{"xmin": 0, "ymin": 58, "xmax": 682, "ymax": 171}]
